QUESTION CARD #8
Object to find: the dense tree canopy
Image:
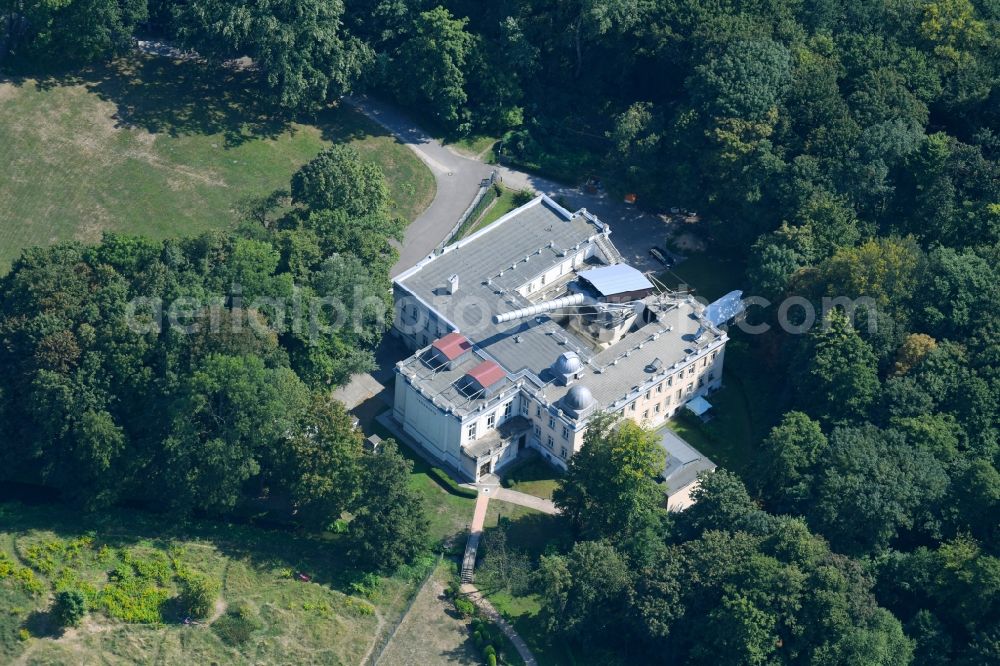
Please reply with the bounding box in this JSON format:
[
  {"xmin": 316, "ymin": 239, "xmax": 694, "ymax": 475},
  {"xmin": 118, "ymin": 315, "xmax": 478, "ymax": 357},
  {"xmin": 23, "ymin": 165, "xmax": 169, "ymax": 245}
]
[
  {"xmin": 3, "ymin": 0, "xmax": 999, "ymax": 660},
  {"xmin": 0, "ymin": 145, "xmax": 425, "ymax": 570}
]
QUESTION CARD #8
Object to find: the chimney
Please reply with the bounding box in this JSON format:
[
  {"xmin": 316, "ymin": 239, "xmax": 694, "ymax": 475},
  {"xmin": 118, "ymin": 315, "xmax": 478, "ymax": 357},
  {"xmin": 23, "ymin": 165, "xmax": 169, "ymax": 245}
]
[{"xmin": 447, "ymin": 274, "xmax": 459, "ymax": 294}]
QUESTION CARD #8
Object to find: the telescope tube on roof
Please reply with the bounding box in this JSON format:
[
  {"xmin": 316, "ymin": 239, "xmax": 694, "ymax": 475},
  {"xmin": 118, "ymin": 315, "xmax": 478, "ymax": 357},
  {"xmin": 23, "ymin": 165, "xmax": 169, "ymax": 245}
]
[{"xmin": 492, "ymin": 293, "xmax": 587, "ymax": 324}]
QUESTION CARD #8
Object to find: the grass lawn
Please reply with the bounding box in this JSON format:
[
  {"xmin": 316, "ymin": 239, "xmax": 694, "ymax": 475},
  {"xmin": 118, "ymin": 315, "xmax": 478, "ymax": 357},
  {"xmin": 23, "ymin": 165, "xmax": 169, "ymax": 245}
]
[
  {"xmin": 0, "ymin": 501, "xmax": 435, "ymax": 664},
  {"xmin": 367, "ymin": 422, "xmax": 476, "ymax": 547},
  {"xmin": 667, "ymin": 369, "xmax": 755, "ymax": 473},
  {"xmin": 0, "ymin": 55, "xmax": 435, "ymax": 271},
  {"xmin": 457, "ymin": 186, "xmax": 529, "ymax": 240},
  {"xmin": 447, "ymin": 134, "xmax": 499, "ymax": 161},
  {"xmin": 658, "ymin": 252, "xmax": 745, "ymax": 302},
  {"xmin": 500, "ymin": 454, "xmax": 562, "ymax": 500}
]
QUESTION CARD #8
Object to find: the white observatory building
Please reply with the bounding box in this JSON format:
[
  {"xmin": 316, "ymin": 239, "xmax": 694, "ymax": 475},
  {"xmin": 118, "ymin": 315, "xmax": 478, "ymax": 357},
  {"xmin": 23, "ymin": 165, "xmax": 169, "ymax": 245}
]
[{"xmin": 390, "ymin": 195, "xmax": 732, "ymax": 499}]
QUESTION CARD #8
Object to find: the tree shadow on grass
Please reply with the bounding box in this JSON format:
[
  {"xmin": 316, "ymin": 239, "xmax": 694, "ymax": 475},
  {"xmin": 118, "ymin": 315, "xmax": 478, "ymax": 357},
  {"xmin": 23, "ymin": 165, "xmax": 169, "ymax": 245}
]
[
  {"xmin": 9, "ymin": 54, "xmax": 295, "ymax": 148},
  {"xmin": 22, "ymin": 609, "xmax": 59, "ymax": 639},
  {"xmin": 5, "ymin": 54, "xmax": 398, "ymax": 152},
  {"xmin": 82, "ymin": 56, "xmax": 292, "ymax": 148},
  {"xmin": 486, "ymin": 512, "xmax": 572, "ymax": 560},
  {"xmin": 314, "ymin": 104, "xmax": 394, "ymax": 146}
]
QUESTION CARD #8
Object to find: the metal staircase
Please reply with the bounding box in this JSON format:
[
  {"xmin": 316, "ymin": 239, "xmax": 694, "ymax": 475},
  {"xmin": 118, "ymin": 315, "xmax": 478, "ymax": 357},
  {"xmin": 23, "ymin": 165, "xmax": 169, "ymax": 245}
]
[
  {"xmin": 460, "ymin": 531, "xmax": 481, "ymax": 583},
  {"xmin": 594, "ymin": 233, "xmax": 624, "ymax": 264}
]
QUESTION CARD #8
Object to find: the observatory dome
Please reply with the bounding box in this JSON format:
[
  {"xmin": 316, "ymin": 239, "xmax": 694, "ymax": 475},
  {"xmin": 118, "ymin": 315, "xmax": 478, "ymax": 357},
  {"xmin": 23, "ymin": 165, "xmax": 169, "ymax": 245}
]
[
  {"xmin": 552, "ymin": 351, "xmax": 582, "ymax": 376},
  {"xmin": 563, "ymin": 385, "xmax": 596, "ymax": 413}
]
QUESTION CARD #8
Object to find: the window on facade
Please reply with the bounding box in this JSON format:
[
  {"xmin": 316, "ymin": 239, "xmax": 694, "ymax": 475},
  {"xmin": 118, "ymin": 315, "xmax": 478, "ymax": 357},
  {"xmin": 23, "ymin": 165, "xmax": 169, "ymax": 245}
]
[
  {"xmin": 668, "ymin": 376, "xmax": 674, "ymax": 386},
  {"xmin": 688, "ymin": 366, "xmax": 695, "ymax": 376},
  {"xmin": 533, "ymin": 425, "xmax": 541, "ymax": 437},
  {"xmin": 654, "ymin": 403, "xmax": 661, "ymax": 413},
  {"xmin": 546, "ymin": 435, "xmax": 554, "ymax": 448},
  {"xmin": 686, "ymin": 382, "xmax": 694, "ymax": 394},
  {"xmin": 630, "ymin": 402, "xmax": 636, "ymax": 411},
  {"xmin": 540, "ymin": 274, "xmax": 547, "ymax": 286},
  {"xmin": 536, "ymin": 405, "xmax": 541, "ymax": 417},
  {"xmin": 711, "ymin": 351, "xmax": 717, "ymax": 361},
  {"xmin": 676, "ymin": 389, "xmax": 682, "ymax": 400},
  {"xmin": 657, "ymin": 383, "xmax": 663, "ymax": 393},
  {"xmin": 467, "ymin": 423, "xmax": 477, "ymax": 440},
  {"xmin": 642, "ymin": 409, "xmax": 649, "ymax": 419},
  {"xmin": 503, "ymin": 401, "xmax": 512, "ymax": 418},
  {"xmin": 548, "ymin": 416, "xmax": 555, "ymax": 429},
  {"xmin": 645, "ymin": 390, "xmax": 651, "ymax": 400},
  {"xmin": 702, "ymin": 357, "xmax": 708, "ymax": 367},
  {"xmin": 487, "ymin": 412, "xmax": 496, "ymax": 429},
  {"xmin": 698, "ymin": 377, "xmax": 705, "ymax": 388},
  {"xmin": 562, "ymin": 426, "xmax": 570, "ymax": 440},
  {"xmin": 560, "ymin": 446, "xmax": 568, "ymax": 458}
]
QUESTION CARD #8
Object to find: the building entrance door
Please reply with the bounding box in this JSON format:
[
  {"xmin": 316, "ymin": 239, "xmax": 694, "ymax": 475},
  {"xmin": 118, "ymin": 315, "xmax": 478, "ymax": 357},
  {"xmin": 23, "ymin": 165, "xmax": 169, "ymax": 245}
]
[
  {"xmin": 518, "ymin": 434, "xmax": 526, "ymax": 451},
  {"xmin": 478, "ymin": 461, "xmax": 491, "ymax": 478}
]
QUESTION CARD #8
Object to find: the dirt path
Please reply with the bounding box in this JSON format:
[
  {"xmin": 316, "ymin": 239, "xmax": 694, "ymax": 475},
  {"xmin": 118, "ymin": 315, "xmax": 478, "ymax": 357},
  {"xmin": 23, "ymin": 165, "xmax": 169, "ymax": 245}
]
[
  {"xmin": 377, "ymin": 564, "xmax": 479, "ymax": 665},
  {"xmin": 359, "ymin": 607, "xmax": 387, "ymax": 666},
  {"xmin": 460, "ymin": 584, "xmax": 538, "ymax": 666}
]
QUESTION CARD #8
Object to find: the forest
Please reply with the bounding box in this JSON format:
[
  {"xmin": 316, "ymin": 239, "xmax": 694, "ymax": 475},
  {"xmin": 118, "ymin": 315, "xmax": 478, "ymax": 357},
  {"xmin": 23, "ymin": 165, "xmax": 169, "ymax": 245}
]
[{"xmin": 2, "ymin": 0, "xmax": 999, "ymax": 664}]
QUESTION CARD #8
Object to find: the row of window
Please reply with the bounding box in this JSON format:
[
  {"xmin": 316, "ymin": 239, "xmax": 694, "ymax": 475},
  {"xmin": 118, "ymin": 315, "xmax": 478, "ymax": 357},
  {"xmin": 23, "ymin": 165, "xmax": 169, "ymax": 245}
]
[
  {"xmin": 535, "ymin": 404, "xmax": 573, "ymax": 441},
  {"xmin": 466, "ymin": 399, "xmax": 516, "ymax": 441}
]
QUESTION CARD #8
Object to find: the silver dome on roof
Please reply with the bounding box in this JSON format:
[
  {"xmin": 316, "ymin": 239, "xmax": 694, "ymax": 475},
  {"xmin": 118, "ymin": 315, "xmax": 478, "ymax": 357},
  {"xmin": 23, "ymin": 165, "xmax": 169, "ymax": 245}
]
[
  {"xmin": 552, "ymin": 351, "xmax": 582, "ymax": 376},
  {"xmin": 563, "ymin": 384, "xmax": 596, "ymax": 412}
]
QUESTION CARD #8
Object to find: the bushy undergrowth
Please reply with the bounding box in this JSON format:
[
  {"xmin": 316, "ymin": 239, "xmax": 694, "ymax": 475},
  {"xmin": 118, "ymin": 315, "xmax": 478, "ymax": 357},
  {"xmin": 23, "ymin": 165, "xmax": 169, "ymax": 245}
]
[
  {"xmin": 211, "ymin": 602, "xmax": 262, "ymax": 646},
  {"xmin": 11, "ymin": 535, "xmax": 222, "ymax": 625}
]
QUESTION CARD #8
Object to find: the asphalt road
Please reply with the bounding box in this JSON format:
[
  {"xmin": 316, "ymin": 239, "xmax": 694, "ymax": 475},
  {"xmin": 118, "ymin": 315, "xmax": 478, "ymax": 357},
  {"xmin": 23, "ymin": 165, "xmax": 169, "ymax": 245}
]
[
  {"xmin": 345, "ymin": 96, "xmax": 494, "ymax": 276},
  {"xmin": 345, "ymin": 96, "xmax": 669, "ymax": 277}
]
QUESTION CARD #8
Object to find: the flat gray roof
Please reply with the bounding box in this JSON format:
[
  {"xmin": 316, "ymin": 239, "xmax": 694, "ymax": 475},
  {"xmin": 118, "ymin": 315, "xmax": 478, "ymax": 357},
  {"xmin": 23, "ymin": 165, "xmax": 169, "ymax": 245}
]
[
  {"xmin": 578, "ymin": 264, "xmax": 653, "ymax": 296},
  {"xmin": 395, "ymin": 195, "xmax": 726, "ymax": 418},
  {"xmin": 659, "ymin": 427, "xmax": 716, "ymax": 493},
  {"xmin": 396, "ymin": 196, "xmax": 606, "ymax": 378}
]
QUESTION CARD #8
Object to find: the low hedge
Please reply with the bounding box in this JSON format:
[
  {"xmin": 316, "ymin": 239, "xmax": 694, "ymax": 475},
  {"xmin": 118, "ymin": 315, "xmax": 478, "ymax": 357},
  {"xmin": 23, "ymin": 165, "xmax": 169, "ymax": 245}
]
[{"xmin": 428, "ymin": 467, "xmax": 479, "ymax": 499}]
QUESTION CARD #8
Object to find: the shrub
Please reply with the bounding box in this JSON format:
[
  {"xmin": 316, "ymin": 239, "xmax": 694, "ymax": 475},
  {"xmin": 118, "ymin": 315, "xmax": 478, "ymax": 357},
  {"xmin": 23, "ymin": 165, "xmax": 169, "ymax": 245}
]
[
  {"xmin": 487, "ymin": 653, "xmax": 497, "ymax": 666},
  {"xmin": 512, "ymin": 188, "xmax": 534, "ymax": 206},
  {"xmin": 179, "ymin": 573, "xmax": 220, "ymax": 619},
  {"xmin": 1, "ymin": 554, "xmax": 45, "ymax": 596},
  {"xmin": 349, "ymin": 572, "xmax": 381, "ymax": 598},
  {"xmin": 97, "ymin": 578, "xmax": 169, "ymax": 623},
  {"xmin": 428, "ymin": 467, "xmax": 478, "ymax": 498},
  {"xmin": 344, "ymin": 596, "xmax": 376, "ymax": 616},
  {"xmin": 123, "ymin": 549, "xmax": 172, "ymax": 586},
  {"xmin": 18, "ymin": 628, "xmax": 30, "ymax": 641},
  {"xmin": 211, "ymin": 602, "xmax": 262, "ymax": 646},
  {"xmin": 454, "ymin": 597, "xmax": 475, "ymax": 618},
  {"xmin": 53, "ymin": 589, "xmax": 87, "ymax": 628}
]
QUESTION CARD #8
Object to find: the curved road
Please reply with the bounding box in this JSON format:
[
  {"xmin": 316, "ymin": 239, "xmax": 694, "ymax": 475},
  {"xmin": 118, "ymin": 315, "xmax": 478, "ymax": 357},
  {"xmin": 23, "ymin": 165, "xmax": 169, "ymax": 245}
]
[
  {"xmin": 346, "ymin": 96, "xmax": 667, "ymax": 277},
  {"xmin": 345, "ymin": 96, "xmax": 493, "ymax": 276}
]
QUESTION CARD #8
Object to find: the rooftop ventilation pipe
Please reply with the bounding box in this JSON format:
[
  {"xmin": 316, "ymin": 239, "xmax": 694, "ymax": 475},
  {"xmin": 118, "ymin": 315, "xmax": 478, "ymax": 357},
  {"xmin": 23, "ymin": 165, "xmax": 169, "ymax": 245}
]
[{"xmin": 492, "ymin": 293, "xmax": 588, "ymax": 324}]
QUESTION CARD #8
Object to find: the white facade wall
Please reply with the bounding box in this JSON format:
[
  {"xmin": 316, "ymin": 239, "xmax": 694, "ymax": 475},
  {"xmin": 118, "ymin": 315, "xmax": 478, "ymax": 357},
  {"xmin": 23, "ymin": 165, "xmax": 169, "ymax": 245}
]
[
  {"xmin": 516, "ymin": 245, "xmax": 594, "ymax": 298},
  {"xmin": 393, "ymin": 376, "xmax": 463, "ymax": 471}
]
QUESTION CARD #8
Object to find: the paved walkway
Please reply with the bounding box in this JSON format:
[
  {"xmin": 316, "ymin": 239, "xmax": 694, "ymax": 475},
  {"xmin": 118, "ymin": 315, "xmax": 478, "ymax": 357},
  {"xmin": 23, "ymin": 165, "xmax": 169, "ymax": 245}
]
[
  {"xmin": 492, "ymin": 488, "xmax": 559, "ymax": 515},
  {"xmin": 460, "ymin": 584, "xmax": 538, "ymax": 666},
  {"xmin": 460, "ymin": 492, "xmax": 490, "ymax": 583}
]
